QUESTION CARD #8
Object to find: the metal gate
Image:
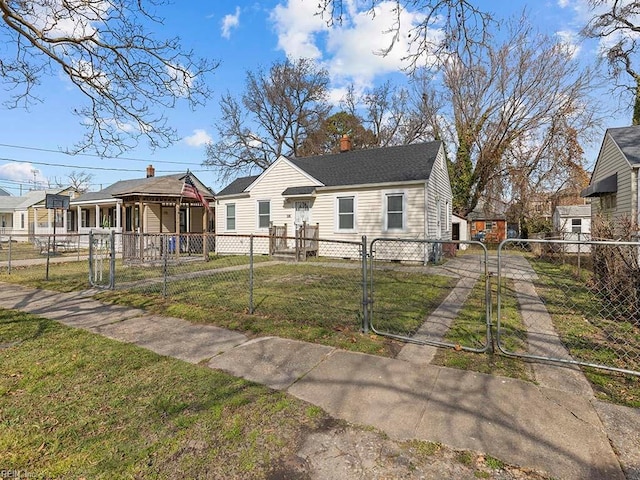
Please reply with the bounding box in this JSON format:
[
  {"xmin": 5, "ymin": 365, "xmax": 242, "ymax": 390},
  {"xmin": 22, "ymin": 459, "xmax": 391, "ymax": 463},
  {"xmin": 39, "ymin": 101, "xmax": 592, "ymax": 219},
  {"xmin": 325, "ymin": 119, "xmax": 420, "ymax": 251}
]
[
  {"xmin": 496, "ymin": 238, "xmax": 640, "ymax": 376},
  {"xmin": 368, "ymin": 238, "xmax": 491, "ymax": 353},
  {"xmin": 89, "ymin": 230, "xmax": 115, "ymax": 289}
]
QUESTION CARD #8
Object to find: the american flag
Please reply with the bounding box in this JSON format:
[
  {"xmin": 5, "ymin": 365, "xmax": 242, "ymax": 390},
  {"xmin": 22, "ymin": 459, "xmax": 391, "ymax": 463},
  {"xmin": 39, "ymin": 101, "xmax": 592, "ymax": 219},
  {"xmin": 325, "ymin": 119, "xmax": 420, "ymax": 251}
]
[{"xmin": 181, "ymin": 173, "xmax": 210, "ymax": 209}]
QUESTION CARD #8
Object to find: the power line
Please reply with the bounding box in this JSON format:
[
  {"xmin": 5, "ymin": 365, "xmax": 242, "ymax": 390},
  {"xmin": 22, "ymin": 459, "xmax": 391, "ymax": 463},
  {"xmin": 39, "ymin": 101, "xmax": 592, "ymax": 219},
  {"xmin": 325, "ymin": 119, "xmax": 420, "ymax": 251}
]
[
  {"xmin": 0, "ymin": 142, "xmax": 203, "ymax": 166},
  {"xmin": 0, "ymin": 156, "xmax": 210, "ymax": 174}
]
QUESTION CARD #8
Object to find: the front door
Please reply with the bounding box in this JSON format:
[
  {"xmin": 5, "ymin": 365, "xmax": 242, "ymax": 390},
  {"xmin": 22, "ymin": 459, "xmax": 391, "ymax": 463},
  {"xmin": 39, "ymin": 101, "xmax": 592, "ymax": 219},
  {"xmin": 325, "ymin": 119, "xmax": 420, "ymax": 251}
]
[{"xmin": 294, "ymin": 201, "xmax": 310, "ymax": 228}]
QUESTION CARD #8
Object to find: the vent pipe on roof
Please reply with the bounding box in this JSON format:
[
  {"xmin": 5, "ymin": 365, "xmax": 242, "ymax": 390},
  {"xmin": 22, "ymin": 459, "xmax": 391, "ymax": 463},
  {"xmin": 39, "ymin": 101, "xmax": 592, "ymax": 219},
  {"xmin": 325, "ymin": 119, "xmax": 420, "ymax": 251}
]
[
  {"xmin": 340, "ymin": 134, "xmax": 351, "ymax": 152},
  {"xmin": 146, "ymin": 165, "xmax": 155, "ymax": 178}
]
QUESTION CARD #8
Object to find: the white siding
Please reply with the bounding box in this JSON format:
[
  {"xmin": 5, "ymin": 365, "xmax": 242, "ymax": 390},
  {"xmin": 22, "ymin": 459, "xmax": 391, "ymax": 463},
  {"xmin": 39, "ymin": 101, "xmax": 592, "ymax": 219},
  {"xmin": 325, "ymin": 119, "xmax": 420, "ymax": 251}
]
[{"xmin": 215, "ymin": 145, "xmax": 454, "ymax": 259}]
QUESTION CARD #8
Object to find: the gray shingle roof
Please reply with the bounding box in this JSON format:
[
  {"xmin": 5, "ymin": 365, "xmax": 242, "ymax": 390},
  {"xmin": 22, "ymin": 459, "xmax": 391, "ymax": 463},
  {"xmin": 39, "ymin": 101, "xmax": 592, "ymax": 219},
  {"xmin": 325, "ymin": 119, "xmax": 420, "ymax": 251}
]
[
  {"xmin": 608, "ymin": 126, "xmax": 640, "ymax": 165},
  {"xmin": 217, "ymin": 142, "xmax": 442, "ymax": 197},
  {"xmin": 216, "ymin": 175, "xmax": 259, "ymax": 196},
  {"xmin": 289, "ymin": 142, "xmax": 442, "ymax": 186},
  {"xmin": 556, "ymin": 205, "xmax": 590, "ymax": 217}
]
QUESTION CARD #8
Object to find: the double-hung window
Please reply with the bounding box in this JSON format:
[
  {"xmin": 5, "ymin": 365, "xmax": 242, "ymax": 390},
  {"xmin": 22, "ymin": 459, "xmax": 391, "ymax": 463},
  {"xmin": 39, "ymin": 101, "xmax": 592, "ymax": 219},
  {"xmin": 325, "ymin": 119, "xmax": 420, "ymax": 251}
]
[
  {"xmin": 385, "ymin": 193, "xmax": 404, "ymax": 230},
  {"xmin": 258, "ymin": 201, "xmax": 270, "ymax": 229},
  {"xmin": 337, "ymin": 196, "xmax": 355, "ymax": 231},
  {"xmin": 226, "ymin": 203, "xmax": 236, "ymax": 231}
]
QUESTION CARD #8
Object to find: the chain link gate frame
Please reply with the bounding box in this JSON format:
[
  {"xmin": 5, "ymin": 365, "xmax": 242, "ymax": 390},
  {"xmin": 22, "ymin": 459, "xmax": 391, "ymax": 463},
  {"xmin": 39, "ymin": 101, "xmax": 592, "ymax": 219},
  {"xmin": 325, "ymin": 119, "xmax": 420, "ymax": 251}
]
[
  {"xmin": 496, "ymin": 238, "xmax": 640, "ymax": 377},
  {"xmin": 365, "ymin": 238, "xmax": 492, "ymax": 353},
  {"xmin": 89, "ymin": 230, "xmax": 115, "ymax": 289}
]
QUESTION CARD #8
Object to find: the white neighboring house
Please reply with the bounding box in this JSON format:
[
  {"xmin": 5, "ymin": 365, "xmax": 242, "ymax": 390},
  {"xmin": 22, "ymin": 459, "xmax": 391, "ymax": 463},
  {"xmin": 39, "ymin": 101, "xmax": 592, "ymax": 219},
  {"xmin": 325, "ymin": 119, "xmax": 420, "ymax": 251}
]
[
  {"xmin": 452, "ymin": 214, "xmax": 469, "ymax": 250},
  {"xmin": 0, "ymin": 188, "xmax": 76, "ymax": 240},
  {"xmin": 553, "ymin": 205, "xmax": 591, "ymax": 252},
  {"xmin": 215, "ymin": 140, "xmax": 454, "ymax": 261}
]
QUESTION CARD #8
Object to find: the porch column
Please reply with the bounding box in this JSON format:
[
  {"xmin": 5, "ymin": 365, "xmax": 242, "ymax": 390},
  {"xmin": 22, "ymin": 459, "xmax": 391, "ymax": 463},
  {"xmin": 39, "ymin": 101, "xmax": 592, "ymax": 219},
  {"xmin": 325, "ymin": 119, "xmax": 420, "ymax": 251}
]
[
  {"xmin": 95, "ymin": 204, "xmax": 100, "ymax": 228},
  {"xmin": 115, "ymin": 202, "xmax": 121, "ymax": 229},
  {"xmin": 175, "ymin": 203, "xmax": 180, "ymax": 257},
  {"xmin": 138, "ymin": 200, "xmax": 144, "ymax": 257},
  {"xmin": 47, "ymin": 207, "xmax": 52, "ymax": 230},
  {"xmin": 203, "ymin": 208, "xmax": 209, "ymax": 259},
  {"xmin": 33, "ymin": 207, "xmax": 38, "ymax": 235}
]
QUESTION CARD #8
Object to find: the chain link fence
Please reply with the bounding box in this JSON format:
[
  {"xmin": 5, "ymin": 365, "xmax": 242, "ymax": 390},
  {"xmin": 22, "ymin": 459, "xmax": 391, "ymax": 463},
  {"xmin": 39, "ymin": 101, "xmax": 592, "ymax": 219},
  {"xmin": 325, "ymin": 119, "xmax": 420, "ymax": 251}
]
[
  {"xmin": 368, "ymin": 239, "xmax": 491, "ymax": 352},
  {"xmin": 2, "ymin": 230, "xmax": 639, "ymax": 376},
  {"xmin": 0, "ymin": 233, "xmax": 90, "ymax": 286},
  {"xmin": 497, "ymin": 238, "xmax": 640, "ymax": 376}
]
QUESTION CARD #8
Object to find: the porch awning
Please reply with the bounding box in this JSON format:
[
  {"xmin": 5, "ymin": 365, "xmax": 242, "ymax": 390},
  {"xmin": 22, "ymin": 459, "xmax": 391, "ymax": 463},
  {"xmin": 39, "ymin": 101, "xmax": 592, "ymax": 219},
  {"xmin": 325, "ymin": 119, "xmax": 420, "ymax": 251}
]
[
  {"xmin": 581, "ymin": 173, "xmax": 617, "ymax": 198},
  {"xmin": 282, "ymin": 186, "xmax": 316, "ymax": 197}
]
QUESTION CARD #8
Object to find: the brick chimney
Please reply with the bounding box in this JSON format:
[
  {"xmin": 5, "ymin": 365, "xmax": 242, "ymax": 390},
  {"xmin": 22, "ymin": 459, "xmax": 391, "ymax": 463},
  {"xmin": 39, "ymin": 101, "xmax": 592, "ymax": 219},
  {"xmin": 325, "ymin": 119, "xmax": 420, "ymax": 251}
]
[
  {"xmin": 340, "ymin": 134, "xmax": 351, "ymax": 152},
  {"xmin": 146, "ymin": 164, "xmax": 155, "ymax": 178}
]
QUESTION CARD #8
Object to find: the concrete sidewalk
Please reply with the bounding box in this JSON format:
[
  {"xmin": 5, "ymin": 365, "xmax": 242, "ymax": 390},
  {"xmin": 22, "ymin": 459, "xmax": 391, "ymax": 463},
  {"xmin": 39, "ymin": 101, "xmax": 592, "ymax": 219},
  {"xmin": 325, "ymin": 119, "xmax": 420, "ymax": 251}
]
[{"xmin": 0, "ymin": 282, "xmax": 637, "ymax": 480}]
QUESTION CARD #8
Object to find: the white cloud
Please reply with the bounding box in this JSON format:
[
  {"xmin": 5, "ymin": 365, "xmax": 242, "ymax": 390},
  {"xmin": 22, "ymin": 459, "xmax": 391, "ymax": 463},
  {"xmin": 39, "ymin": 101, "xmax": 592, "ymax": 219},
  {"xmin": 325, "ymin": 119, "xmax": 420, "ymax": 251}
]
[
  {"xmin": 166, "ymin": 64, "xmax": 194, "ymax": 97},
  {"xmin": 270, "ymin": 0, "xmax": 328, "ymax": 59},
  {"xmin": 0, "ymin": 162, "xmax": 47, "ymax": 184},
  {"xmin": 221, "ymin": 7, "xmax": 241, "ymax": 39},
  {"xmin": 270, "ymin": 1, "xmax": 434, "ymax": 86},
  {"xmin": 184, "ymin": 129, "xmax": 213, "ymax": 147}
]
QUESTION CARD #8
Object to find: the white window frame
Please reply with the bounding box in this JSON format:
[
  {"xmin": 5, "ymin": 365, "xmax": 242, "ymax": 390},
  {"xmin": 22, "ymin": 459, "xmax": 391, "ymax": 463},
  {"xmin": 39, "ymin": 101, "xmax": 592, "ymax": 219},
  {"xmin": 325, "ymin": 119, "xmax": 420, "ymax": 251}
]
[
  {"xmin": 335, "ymin": 195, "xmax": 357, "ymax": 233},
  {"xmin": 226, "ymin": 203, "xmax": 236, "ymax": 231},
  {"xmin": 384, "ymin": 191, "xmax": 406, "ymax": 232},
  {"xmin": 571, "ymin": 218, "xmax": 582, "ymax": 234},
  {"xmin": 257, "ymin": 200, "xmax": 271, "ymax": 230}
]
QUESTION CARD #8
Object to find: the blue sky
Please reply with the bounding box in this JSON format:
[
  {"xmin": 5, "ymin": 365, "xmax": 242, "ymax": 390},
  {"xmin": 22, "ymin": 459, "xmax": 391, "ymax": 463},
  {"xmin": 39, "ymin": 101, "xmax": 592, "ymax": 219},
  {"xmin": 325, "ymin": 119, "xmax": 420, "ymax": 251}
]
[{"xmin": 0, "ymin": 0, "xmax": 631, "ymax": 195}]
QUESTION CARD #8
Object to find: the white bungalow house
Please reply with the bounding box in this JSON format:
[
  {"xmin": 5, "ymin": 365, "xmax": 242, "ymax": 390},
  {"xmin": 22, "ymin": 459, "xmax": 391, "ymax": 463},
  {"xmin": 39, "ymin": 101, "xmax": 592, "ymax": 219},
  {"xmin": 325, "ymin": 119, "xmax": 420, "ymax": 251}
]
[
  {"xmin": 581, "ymin": 126, "xmax": 640, "ymax": 229},
  {"xmin": 0, "ymin": 188, "xmax": 76, "ymax": 240},
  {"xmin": 215, "ymin": 140, "xmax": 453, "ymax": 261}
]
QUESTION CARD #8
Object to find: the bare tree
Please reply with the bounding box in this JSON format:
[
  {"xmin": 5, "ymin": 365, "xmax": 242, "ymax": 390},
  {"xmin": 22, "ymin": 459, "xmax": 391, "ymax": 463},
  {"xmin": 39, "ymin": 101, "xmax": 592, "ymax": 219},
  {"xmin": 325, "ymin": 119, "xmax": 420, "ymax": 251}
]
[
  {"xmin": 205, "ymin": 58, "xmax": 331, "ymax": 181},
  {"xmin": 53, "ymin": 170, "xmax": 94, "ymax": 193},
  {"xmin": 0, "ymin": 0, "xmax": 218, "ymax": 154},
  {"xmin": 582, "ymin": 0, "xmax": 640, "ymax": 124},
  {"xmin": 427, "ymin": 17, "xmax": 600, "ymax": 217}
]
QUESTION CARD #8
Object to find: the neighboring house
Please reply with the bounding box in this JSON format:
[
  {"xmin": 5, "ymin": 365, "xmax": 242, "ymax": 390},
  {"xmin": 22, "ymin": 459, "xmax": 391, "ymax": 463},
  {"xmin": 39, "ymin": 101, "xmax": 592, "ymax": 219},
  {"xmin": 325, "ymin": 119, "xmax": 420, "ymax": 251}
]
[
  {"xmin": 553, "ymin": 205, "xmax": 591, "ymax": 239},
  {"xmin": 71, "ymin": 166, "xmax": 215, "ymax": 236},
  {"xmin": 467, "ymin": 199, "xmax": 508, "ymax": 243},
  {"xmin": 581, "ymin": 126, "xmax": 640, "ymax": 228},
  {"xmin": 215, "ymin": 140, "xmax": 453, "ymax": 261},
  {"xmin": 451, "ymin": 214, "xmax": 469, "ymax": 251},
  {"xmin": 0, "ymin": 188, "xmax": 76, "ymax": 239}
]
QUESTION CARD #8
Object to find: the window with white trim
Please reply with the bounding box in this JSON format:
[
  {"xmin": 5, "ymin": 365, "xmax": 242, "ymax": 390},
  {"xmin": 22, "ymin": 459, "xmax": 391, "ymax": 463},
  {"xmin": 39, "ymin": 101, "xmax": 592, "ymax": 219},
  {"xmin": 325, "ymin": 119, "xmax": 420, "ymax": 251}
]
[
  {"xmin": 226, "ymin": 203, "xmax": 236, "ymax": 231},
  {"xmin": 385, "ymin": 193, "xmax": 404, "ymax": 230},
  {"xmin": 337, "ymin": 196, "xmax": 355, "ymax": 231},
  {"xmin": 571, "ymin": 218, "xmax": 581, "ymax": 233},
  {"xmin": 257, "ymin": 201, "xmax": 270, "ymax": 229}
]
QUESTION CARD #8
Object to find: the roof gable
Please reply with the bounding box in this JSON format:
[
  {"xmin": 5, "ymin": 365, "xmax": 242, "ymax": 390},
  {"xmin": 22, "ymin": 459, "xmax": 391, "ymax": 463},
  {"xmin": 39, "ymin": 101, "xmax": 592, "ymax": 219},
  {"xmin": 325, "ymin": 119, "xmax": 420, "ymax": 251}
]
[
  {"xmin": 217, "ymin": 141, "xmax": 444, "ymax": 199},
  {"xmin": 245, "ymin": 156, "xmax": 323, "ymax": 192}
]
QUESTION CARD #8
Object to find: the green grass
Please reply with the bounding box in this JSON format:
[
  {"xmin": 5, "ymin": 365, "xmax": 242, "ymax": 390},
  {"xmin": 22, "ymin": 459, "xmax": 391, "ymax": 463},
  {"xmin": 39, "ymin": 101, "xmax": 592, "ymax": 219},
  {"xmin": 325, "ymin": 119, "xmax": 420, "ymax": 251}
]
[
  {"xmin": 368, "ymin": 269, "xmax": 458, "ymax": 336},
  {"xmin": 0, "ymin": 239, "xmax": 88, "ymax": 262},
  {"xmin": 95, "ymin": 262, "xmax": 452, "ymax": 357},
  {"xmin": 0, "ymin": 308, "xmax": 332, "ymax": 479},
  {"xmin": 529, "ymin": 256, "xmax": 640, "ymax": 408},
  {"xmin": 432, "ymin": 276, "xmax": 534, "ymax": 382}
]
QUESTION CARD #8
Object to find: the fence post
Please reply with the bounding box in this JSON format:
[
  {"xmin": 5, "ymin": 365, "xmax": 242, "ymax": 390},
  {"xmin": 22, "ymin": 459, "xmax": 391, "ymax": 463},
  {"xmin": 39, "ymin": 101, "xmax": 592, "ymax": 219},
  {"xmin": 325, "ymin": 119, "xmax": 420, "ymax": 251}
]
[
  {"xmin": 109, "ymin": 230, "xmax": 116, "ymax": 289},
  {"xmin": 361, "ymin": 235, "xmax": 369, "ymax": 334},
  {"xmin": 45, "ymin": 235, "xmax": 51, "ymax": 281},
  {"xmin": 88, "ymin": 230, "xmax": 94, "ymax": 285},
  {"xmin": 249, "ymin": 235, "xmax": 254, "ymax": 314},
  {"xmin": 163, "ymin": 239, "xmax": 168, "ymax": 299}
]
